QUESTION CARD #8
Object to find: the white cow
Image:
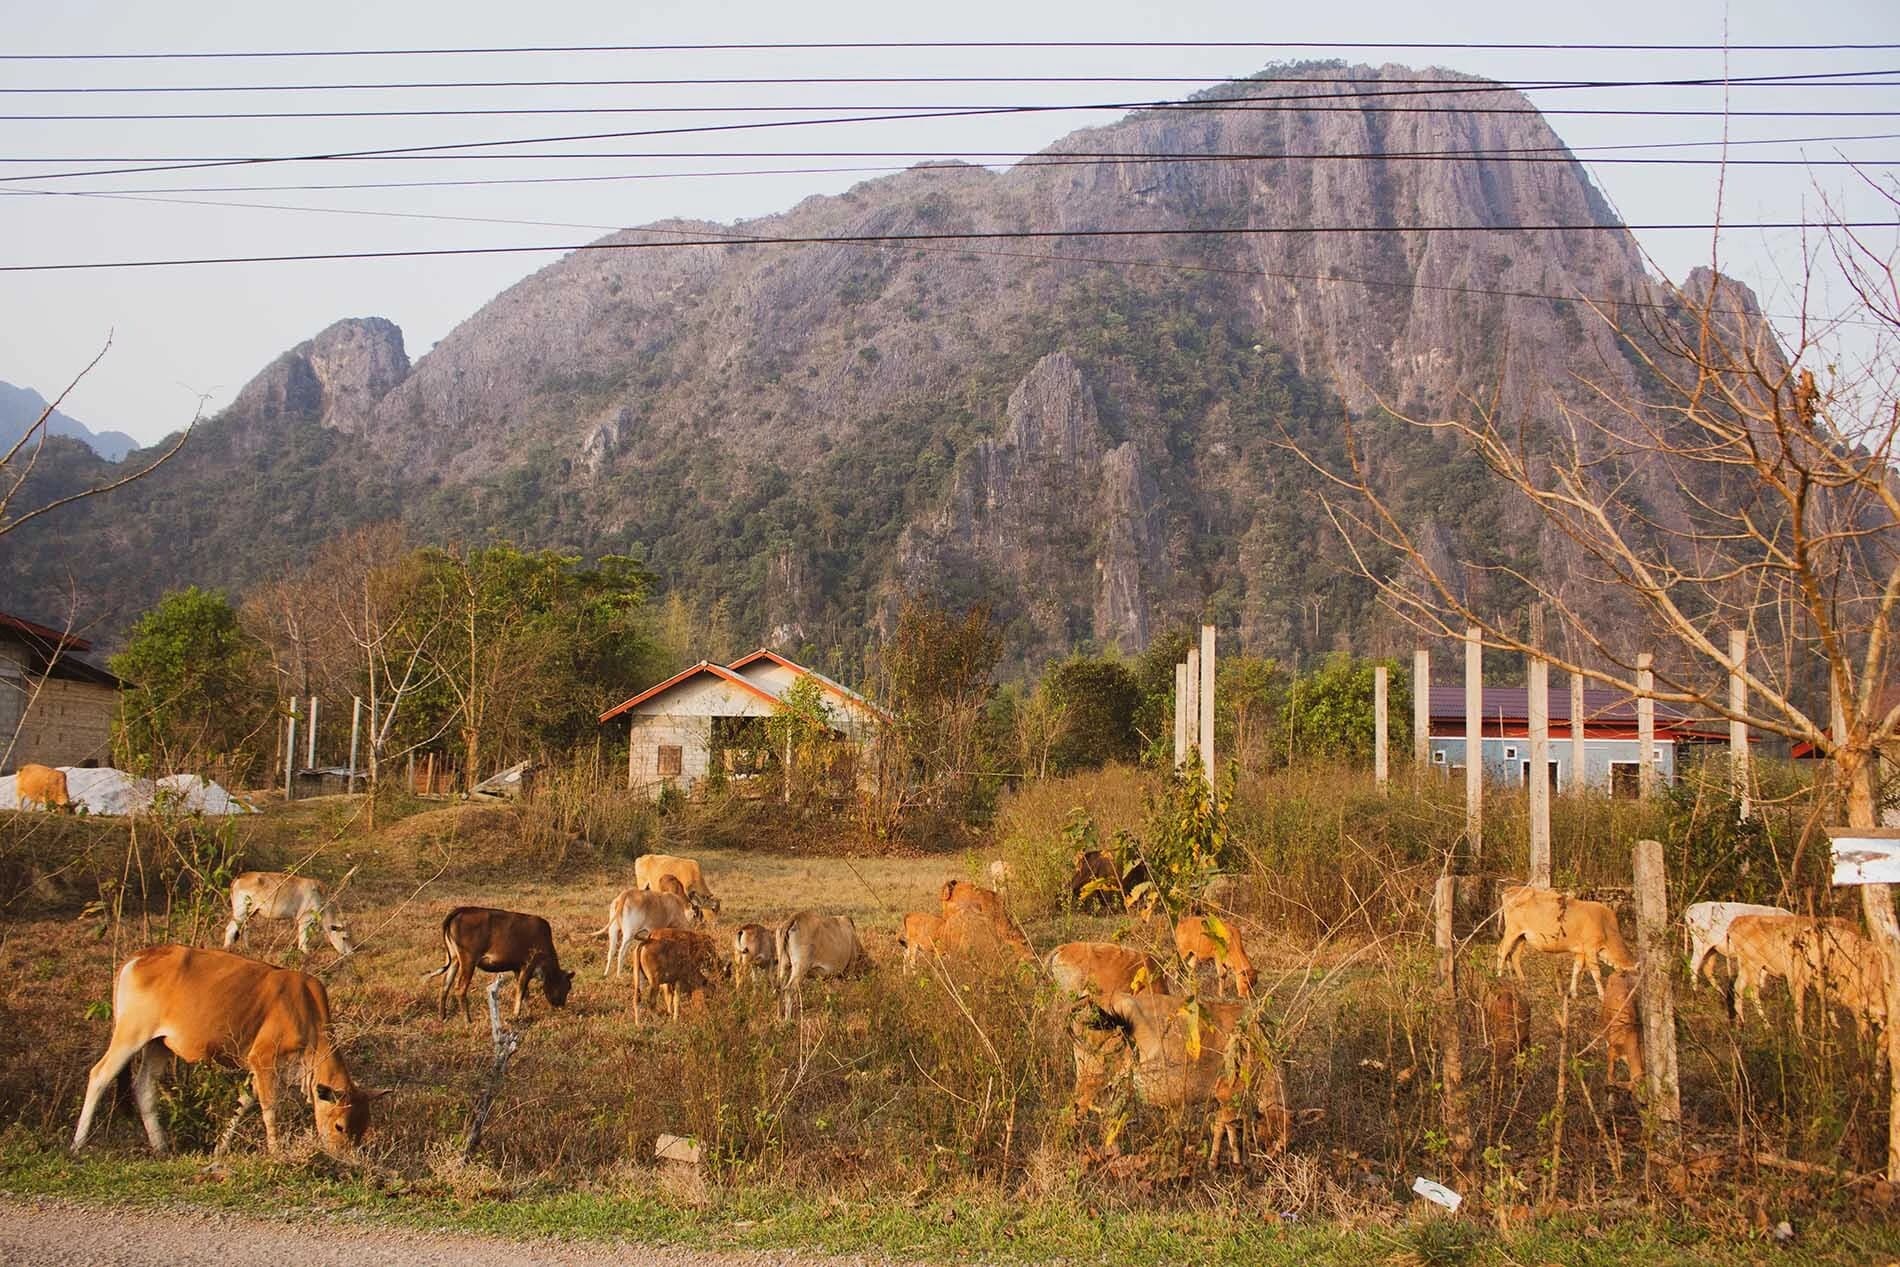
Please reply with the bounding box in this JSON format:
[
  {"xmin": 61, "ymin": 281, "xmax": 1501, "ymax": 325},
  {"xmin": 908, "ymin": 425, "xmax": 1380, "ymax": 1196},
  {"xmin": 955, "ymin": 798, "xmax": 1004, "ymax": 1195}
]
[
  {"xmin": 1683, "ymin": 900, "xmax": 1791, "ymax": 988},
  {"xmin": 597, "ymin": 887, "xmax": 703, "ymax": 979},
  {"xmin": 224, "ymin": 871, "xmax": 355, "ymax": 957}
]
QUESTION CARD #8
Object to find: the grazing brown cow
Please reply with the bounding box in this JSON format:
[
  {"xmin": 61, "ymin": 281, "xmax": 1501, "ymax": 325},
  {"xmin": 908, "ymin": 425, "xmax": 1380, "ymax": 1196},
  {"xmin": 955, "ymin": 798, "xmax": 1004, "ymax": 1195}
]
[
  {"xmin": 1175, "ymin": 914, "xmax": 1258, "ymax": 998},
  {"xmin": 597, "ymin": 887, "xmax": 702, "ymax": 977},
  {"xmin": 1802, "ymin": 919, "xmax": 1889, "ymax": 1039},
  {"xmin": 1075, "ymin": 991, "xmax": 1289, "ymax": 1168},
  {"xmin": 15, "ymin": 763, "xmax": 71, "ymax": 813},
  {"xmin": 1046, "ymin": 941, "xmax": 1170, "ymax": 999},
  {"xmin": 732, "ymin": 923, "xmax": 777, "ymax": 980},
  {"xmin": 776, "ymin": 910, "xmax": 865, "ymax": 1018},
  {"xmin": 1066, "ymin": 850, "xmax": 1149, "ymax": 912},
  {"xmin": 1482, "ymin": 980, "xmax": 1532, "ymax": 1071},
  {"xmin": 1496, "ymin": 886, "xmax": 1636, "ymax": 998},
  {"xmin": 632, "ymin": 928, "xmax": 723, "ymax": 1024},
  {"xmin": 73, "ymin": 945, "xmax": 381, "ymax": 1155},
  {"xmin": 1598, "ymin": 971, "xmax": 1644, "ymax": 1089},
  {"xmin": 635, "ymin": 853, "xmax": 721, "ymax": 911},
  {"xmin": 224, "ymin": 871, "xmax": 356, "ymax": 957},
  {"xmin": 898, "ymin": 911, "xmax": 945, "ymax": 970},
  {"xmin": 428, "ymin": 907, "xmax": 574, "ymax": 1021},
  {"xmin": 1725, "ymin": 913, "xmax": 1860, "ymax": 1030}
]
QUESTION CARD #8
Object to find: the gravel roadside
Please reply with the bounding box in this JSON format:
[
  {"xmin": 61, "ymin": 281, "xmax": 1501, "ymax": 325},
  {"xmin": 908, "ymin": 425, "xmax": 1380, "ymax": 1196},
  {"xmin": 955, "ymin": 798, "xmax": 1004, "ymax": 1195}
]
[{"xmin": 0, "ymin": 1196, "xmax": 917, "ymax": 1267}]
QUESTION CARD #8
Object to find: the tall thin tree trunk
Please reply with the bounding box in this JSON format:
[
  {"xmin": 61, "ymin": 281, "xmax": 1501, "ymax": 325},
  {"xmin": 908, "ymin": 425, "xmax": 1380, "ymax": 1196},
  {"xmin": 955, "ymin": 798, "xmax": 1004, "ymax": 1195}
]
[{"xmin": 1844, "ymin": 752, "xmax": 1900, "ymax": 1179}]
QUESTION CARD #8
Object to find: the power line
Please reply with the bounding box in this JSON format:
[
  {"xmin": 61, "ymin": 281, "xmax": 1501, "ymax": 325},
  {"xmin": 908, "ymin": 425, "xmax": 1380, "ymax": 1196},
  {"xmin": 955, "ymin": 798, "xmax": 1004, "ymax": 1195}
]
[
  {"xmin": 4, "ymin": 39, "xmax": 1899, "ymax": 60},
  {"xmin": 3, "ymin": 66, "xmax": 1892, "ymax": 96},
  {"xmin": 2, "ymin": 221, "xmax": 1885, "ymax": 274},
  {"xmin": 9, "ymin": 76, "xmax": 1900, "ymax": 185}
]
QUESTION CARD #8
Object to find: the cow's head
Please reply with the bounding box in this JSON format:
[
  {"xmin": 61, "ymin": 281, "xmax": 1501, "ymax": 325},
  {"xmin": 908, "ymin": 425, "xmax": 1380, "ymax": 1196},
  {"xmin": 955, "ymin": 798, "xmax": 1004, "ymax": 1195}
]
[
  {"xmin": 313, "ymin": 1082, "xmax": 386, "ymax": 1154},
  {"xmin": 543, "ymin": 963, "xmax": 575, "ymax": 1008},
  {"xmin": 325, "ymin": 921, "xmax": 357, "ymax": 957}
]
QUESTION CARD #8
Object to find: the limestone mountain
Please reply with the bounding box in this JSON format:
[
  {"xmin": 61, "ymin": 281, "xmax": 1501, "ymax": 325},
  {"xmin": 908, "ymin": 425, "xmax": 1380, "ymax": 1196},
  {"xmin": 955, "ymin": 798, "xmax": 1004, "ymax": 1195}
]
[
  {"xmin": 0, "ymin": 381, "xmax": 136, "ymax": 462},
  {"xmin": 0, "ymin": 64, "xmax": 1709, "ymax": 669}
]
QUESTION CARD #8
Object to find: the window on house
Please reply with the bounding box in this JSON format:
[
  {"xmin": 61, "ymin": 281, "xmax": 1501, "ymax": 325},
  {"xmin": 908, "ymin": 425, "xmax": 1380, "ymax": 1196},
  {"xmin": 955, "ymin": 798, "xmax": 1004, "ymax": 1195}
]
[
  {"xmin": 1521, "ymin": 760, "xmax": 1560, "ymax": 790},
  {"xmin": 656, "ymin": 745, "xmax": 683, "ymax": 777},
  {"xmin": 1503, "ymin": 745, "xmax": 1518, "ymax": 761},
  {"xmin": 1609, "ymin": 761, "xmax": 1640, "ymax": 800},
  {"xmin": 1432, "ymin": 750, "xmax": 1447, "ymax": 764}
]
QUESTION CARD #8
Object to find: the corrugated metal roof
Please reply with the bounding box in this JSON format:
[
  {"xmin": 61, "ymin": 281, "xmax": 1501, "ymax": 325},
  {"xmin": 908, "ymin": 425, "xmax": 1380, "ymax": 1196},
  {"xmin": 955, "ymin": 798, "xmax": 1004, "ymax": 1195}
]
[{"xmin": 1427, "ymin": 685, "xmax": 1695, "ymax": 723}]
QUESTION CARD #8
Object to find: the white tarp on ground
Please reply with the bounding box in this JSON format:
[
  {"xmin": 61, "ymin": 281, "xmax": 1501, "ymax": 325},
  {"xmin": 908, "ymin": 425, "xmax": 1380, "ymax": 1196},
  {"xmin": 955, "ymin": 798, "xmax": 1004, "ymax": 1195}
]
[{"xmin": 0, "ymin": 766, "xmax": 255, "ymax": 815}]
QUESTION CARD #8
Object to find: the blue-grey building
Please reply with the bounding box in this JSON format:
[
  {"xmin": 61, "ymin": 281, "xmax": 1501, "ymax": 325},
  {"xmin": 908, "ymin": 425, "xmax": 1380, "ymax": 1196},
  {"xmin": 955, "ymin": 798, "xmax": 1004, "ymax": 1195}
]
[{"xmin": 1427, "ymin": 685, "xmax": 1726, "ymax": 796}]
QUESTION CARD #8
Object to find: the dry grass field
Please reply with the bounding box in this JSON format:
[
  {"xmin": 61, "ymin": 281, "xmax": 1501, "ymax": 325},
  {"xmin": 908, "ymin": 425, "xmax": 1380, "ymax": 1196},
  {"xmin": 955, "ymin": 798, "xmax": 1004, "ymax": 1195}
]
[{"xmin": 1, "ymin": 774, "xmax": 1896, "ymax": 1264}]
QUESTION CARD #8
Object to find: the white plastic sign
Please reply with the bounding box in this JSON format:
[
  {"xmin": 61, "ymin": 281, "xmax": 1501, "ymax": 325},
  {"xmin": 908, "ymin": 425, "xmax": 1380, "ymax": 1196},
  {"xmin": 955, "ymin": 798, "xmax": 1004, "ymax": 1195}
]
[{"xmin": 1412, "ymin": 1176, "xmax": 1463, "ymax": 1211}]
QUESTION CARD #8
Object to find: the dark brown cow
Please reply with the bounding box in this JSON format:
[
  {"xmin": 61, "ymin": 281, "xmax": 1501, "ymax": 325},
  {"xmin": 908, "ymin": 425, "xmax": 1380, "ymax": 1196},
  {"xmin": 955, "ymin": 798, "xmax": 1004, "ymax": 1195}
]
[
  {"xmin": 632, "ymin": 928, "xmax": 723, "ymax": 1024},
  {"xmin": 428, "ymin": 906, "xmax": 574, "ymax": 1021},
  {"xmin": 1067, "ymin": 849, "xmax": 1151, "ymax": 911}
]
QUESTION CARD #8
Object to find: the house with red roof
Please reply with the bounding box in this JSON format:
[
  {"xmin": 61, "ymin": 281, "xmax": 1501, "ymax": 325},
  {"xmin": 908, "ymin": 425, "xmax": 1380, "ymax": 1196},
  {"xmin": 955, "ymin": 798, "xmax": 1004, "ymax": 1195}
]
[{"xmin": 598, "ymin": 649, "xmax": 884, "ymax": 797}]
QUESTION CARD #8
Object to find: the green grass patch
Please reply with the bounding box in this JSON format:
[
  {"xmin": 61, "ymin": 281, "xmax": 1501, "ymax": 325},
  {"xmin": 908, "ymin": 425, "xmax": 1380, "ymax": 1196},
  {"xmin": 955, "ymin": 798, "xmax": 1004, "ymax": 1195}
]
[{"xmin": 6, "ymin": 1138, "xmax": 1896, "ymax": 1266}]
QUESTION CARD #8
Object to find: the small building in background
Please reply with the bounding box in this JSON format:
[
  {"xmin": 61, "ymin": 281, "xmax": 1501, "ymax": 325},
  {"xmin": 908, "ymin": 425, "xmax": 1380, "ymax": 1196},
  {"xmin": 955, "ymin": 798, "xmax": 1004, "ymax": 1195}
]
[
  {"xmin": 0, "ymin": 609, "xmax": 125, "ymax": 774},
  {"xmin": 599, "ymin": 649, "xmax": 885, "ymax": 798},
  {"xmin": 1426, "ymin": 685, "xmax": 1730, "ymax": 796}
]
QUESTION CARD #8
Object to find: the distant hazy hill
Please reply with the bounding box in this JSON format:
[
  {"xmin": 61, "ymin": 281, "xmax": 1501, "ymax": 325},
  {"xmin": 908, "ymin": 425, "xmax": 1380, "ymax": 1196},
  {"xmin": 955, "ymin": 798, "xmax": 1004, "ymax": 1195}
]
[
  {"xmin": 0, "ymin": 64, "xmax": 1760, "ymax": 667},
  {"xmin": 0, "ymin": 381, "xmax": 136, "ymax": 462}
]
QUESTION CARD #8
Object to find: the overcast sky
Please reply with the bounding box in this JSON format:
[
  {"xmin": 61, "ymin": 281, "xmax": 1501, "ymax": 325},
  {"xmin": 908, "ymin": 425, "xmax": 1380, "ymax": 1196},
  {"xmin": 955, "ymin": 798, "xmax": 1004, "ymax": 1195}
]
[{"xmin": 2, "ymin": 0, "xmax": 1897, "ymax": 446}]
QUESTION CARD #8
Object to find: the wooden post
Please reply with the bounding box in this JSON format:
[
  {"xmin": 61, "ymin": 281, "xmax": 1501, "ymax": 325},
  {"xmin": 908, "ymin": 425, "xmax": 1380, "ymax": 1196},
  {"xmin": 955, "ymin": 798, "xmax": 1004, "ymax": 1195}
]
[
  {"xmin": 284, "ymin": 702, "xmax": 297, "ymax": 802},
  {"xmin": 1527, "ymin": 607, "xmax": 1542, "ymax": 888},
  {"xmin": 1173, "ymin": 662, "xmax": 1189, "ymax": 769},
  {"xmin": 1374, "ymin": 665, "xmax": 1389, "ymax": 793},
  {"xmin": 1413, "ymin": 648, "xmax": 1430, "ymax": 770},
  {"xmin": 306, "ymin": 695, "xmax": 318, "ymax": 768},
  {"xmin": 1199, "ymin": 624, "xmax": 1216, "ymax": 787},
  {"xmin": 424, "ymin": 751, "xmax": 436, "ymax": 796},
  {"xmin": 1633, "ymin": 838, "xmax": 1682, "ymax": 1128},
  {"xmin": 1434, "ymin": 875, "xmax": 1471, "ymax": 1166},
  {"xmin": 1570, "ymin": 671, "xmax": 1587, "ymax": 794},
  {"xmin": 406, "ymin": 751, "xmax": 415, "ymax": 796},
  {"xmin": 1465, "ymin": 627, "xmax": 1484, "ymax": 862},
  {"xmin": 1729, "ymin": 630, "xmax": 1751, "ymax": 819},
  {"xmin": 1636, "ymin": 653, "xmax": 1656, "ymax": 799},
  {"xmin": 1184, "ymin": 648, "xmax": 1201, "ymax": 772},
  {"xmin": 347, "ymin": 696, "xmax": 362, "ymax": 795}
]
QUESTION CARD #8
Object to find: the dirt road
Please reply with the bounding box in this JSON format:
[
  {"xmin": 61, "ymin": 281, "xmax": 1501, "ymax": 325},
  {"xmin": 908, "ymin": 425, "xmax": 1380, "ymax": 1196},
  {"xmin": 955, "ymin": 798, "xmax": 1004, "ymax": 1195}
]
[{"xmin": 0, "ymin": 1198, "xmax": 911, "ymax": 1266}]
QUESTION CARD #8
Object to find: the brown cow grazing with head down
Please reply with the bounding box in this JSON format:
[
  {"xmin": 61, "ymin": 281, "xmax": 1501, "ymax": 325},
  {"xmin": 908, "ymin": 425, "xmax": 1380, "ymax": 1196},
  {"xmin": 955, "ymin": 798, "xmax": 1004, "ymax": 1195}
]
[
  {"xmin": 15, "ymin": 763, "xmax": 71, "ymax": 813},
  {"xmin": 632, "ymin": 928, "xmax": 724, "ymax": 1024},
  {"xmin": 635, "ymin": 853, "xmax": 721, "ymax": 912},
  {"xmin": 1074, "ymin": 991, "xmax": 1288, "ymax": 1168},
  {"xmin": 1175, "ymin": 914, "xmax": 1258, "ymax": 998},
  {"xmin": 1482, "ymin": 980, "xmax": 1532, "ymax": 1072},
  {"xmin": 73, "ymin": 945, "xmax": 382, "ymax": 1156},
  {"xmin": 428, "ymin": 907, "xmax": 574, "ymax": 1021},
  {"xmin": 1598, "ymin": 971, "xmax": 1644, "ymax": 1089},
  {"xmin": 776, "ymin": 909, "xmax": 865, "ymax": 1018},
  {"xmin": 1046, "ymin": 941, "xmax": 1170, "ymax": 1000},
  {"xmin": 939, "ymin": 880, "xmax": 1033, "ymax": 958},
  {"xmin": 1496, "ymin": 885, "xmax": 1636, "ymax": 998},
  {"xmin": 1066, "ymin": 850, "xmax": 1151, "ymax": 912}
]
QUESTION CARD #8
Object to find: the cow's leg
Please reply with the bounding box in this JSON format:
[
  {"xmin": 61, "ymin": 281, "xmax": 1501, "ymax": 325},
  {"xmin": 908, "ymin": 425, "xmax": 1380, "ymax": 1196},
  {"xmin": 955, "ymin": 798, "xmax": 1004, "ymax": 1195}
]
[
  {"xmin": 1496, "ymin": 930, "xmax": 1518, "ymax": 978},
  {"xmin": 297, "ymin": 912, "xmax": 317, "ymax": 953},
  {"xmin": 214, "ymin": 1088, "xmax": 256, "ymax": 1156},
  {"xmin": 72, "ymin": 1030, "xmax": 150, "ymax": 1152},
  {"xmin": 1587, "ymin": 953, "xmax": 1607, "ymax": 1000},
  {"xmin": 604, "ymin": 922, "xmax": 619, "ymax": 977},
  {"xmin": 130, "ymin": 1044, "xmax": 168, "ymax": 1154},
  {"xmin": 459, "ymin": 964, "xmax": 477, "ymax": 1024},
  {"xmin": 513, "ymin": 967, "xmax": 529, "ymax": 1017},
  {"xmin": 252, "ymin": 1066, "xmax": 281, "ymax": 1153}
]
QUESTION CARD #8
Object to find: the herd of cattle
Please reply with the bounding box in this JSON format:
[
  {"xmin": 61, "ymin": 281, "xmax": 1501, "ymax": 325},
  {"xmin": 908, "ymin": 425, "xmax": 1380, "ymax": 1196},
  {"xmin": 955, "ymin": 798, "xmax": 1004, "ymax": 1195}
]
[{"xmin": 60, "ymin": 838, "xmax": 1890, "ymax": 1169}]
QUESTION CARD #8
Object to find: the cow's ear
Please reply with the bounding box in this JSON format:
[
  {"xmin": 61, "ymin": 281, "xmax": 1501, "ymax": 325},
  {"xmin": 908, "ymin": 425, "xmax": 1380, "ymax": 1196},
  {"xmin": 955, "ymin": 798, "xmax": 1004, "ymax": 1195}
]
[
  {"xmin": 314, "ymin": 1083, "xmax": 339, "ymax": 1103},
  {"xmin": 358, "ymin": 1086, "xmax": 393, "ymax": 1102}
]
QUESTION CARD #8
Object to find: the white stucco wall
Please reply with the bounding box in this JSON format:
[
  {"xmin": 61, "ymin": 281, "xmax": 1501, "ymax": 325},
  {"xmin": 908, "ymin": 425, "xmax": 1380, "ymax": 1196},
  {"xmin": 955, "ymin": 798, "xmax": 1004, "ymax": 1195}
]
[{"xmin": 730, "ymin": 660, "xmax": 881, "ymax": 742}]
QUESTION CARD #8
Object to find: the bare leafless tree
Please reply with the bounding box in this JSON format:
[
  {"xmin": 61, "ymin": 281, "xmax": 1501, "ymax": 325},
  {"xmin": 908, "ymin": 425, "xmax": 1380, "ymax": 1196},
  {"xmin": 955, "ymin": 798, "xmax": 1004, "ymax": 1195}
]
[
  {"xmin": 1300, "ymin": 193, "xmax": 1900, "ymax": 1173},
  {"xmin": 0, "ymin": 339, "xmax": 195, "ymax": 541}
]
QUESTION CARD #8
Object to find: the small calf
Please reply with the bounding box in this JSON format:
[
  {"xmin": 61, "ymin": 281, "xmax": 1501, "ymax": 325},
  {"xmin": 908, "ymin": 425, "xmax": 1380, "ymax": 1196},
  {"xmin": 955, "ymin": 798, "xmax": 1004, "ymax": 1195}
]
[
  {"xmin": 632, "ymin": 928, "xmax": 722, "ymax": 1024},
  {"xmin": 1175, "ymin": 914, "xmax": 1258, "ymax": 998},
  {"xmin": 732, "ymin": 923, "xmax": 777, "ymax": 980},
  {"xmin": 225, "ymin": 871, "xmax": 355, "ymax": 958},
  {"xmin": 898, "ymin": 911, "xmax": 945, "ymax": 970},
  {"xmin": 1496, "ymin": 885, "xmax": 1636, "ymax": 998},
  {"xmin": 939, "ymin": 880, "xmax": 1032, "ymax": 957},
  {"xmin": 1598, "ymin": 971, "xmax": 1644, "ymax": 1089},
  {"xmin": 429, "ymin": 907, "xmax": 574, "ymax": 1022},
  {"xmin": 598, "ymin": 887, "xmax": 702, "ymax": 978},
  {"xmin": 1482, "ymin": 980, "xmax": 1531, "ymax": 1070}
]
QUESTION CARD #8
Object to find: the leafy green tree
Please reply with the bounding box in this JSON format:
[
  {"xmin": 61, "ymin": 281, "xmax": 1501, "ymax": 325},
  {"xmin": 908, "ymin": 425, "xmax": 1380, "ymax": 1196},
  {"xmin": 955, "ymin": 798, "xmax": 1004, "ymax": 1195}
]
[
  {"xmin": 111, "ymin": 587, "xmax": 272, "ymax": 779},
  {"xmin": 766, "ymin": 673, "xmax": 834, "ymax": 804},
  {"xmin": 1041, "ymin": 654, "xmax": 1140, "ymax": 772},
  {"xmin": 867, "ymin": 599, "xmax": 1002, "ymax": 834},
  {"xmin": 1283, "ymin": 653, "xmax": 1411, "ymax": 764}
]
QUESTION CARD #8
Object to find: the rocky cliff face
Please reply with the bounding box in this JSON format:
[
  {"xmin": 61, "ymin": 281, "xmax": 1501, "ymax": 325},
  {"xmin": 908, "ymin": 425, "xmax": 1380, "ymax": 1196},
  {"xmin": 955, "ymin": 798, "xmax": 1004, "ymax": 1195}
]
[{"xmin": 0, "ymin": 64, "xmax": 1724, "ymax": 664}]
